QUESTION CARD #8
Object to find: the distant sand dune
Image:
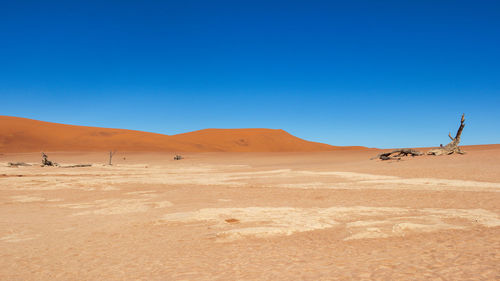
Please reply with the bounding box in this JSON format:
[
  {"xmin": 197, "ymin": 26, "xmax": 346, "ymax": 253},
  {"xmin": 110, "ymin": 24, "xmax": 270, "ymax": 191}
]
[{"xmin": 0, "ymin": 116, "xmax": 366, "ymax": 152}]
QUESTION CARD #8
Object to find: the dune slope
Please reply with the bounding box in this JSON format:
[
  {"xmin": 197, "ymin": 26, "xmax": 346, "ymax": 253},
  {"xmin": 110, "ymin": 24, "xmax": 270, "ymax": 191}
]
[{"xmin": 0, "ymin": 116, "xmax": 364, "ymax": 152}]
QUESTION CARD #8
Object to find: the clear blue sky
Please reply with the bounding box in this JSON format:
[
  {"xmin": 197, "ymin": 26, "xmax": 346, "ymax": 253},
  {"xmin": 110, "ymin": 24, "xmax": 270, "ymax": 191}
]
[{"xmin": 1, "ymin": 1, "xmax": 499, "ymax": 148}]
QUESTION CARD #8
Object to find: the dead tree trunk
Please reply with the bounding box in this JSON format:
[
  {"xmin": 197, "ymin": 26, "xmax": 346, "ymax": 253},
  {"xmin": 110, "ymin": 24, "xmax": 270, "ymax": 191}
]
[
  {"xmin": 371, "ymin": 148, "xmax": 423, "ymax": 161},
  {"xmin": 108, "ymin": 150, "xmax": 116, "ymax": 165},
  {"xmin": 41, "ymin": 152, "xmax": 57, "ymax": 166},
  {"xmin": 427, "ymin": 114, "xmax": 466, "ymax": 156},
  {"xmin": 8, "ymin": 162, "xmax": 32, "ymax": 167}
]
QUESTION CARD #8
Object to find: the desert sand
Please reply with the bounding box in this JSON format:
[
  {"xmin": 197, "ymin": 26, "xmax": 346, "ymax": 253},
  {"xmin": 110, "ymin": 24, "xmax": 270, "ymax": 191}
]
[
  {"xmin": 0, "ymin": 116, "xmax": 365, "ymax": 152},
  {"xmin": 1, "ymin": 145, "xmax": 499, "ymax": 280}
]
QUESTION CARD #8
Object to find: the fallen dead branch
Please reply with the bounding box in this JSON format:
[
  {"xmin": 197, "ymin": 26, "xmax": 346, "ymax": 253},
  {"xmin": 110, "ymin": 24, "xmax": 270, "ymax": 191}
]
[
  {"xmin": 60, "ymin": 164, "xmax": 92, "ymax": 168},
  {"xmin": 371, "ymin": 148, "xmax": 423, "ymax": 161},
  {"xmin": 8, "ymin": 162, "xmax": 32, "ymax": 167}
]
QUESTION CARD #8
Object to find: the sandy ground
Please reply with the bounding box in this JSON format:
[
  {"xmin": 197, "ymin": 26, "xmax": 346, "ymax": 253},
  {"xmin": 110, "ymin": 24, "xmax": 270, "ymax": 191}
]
[{"xmin": 1, "ymin": 147, "xmax": 499, "ymax": 280}]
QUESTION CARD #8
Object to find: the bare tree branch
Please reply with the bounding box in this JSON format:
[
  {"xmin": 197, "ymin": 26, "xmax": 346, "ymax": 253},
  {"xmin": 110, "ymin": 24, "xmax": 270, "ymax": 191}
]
[
  {"xmin": 108, "ymin": 150, "xmax": 117, "ymax": 165},
  {"xmin": 427, "ymin": 114, "xmax": 466, "ymax": 156}
]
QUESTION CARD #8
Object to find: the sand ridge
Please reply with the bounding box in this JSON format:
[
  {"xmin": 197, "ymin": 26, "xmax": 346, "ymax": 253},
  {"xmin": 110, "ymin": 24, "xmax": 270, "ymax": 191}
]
[{"xmin": 0, "ymin": 116, "xmax": 366, "ymax": 152}]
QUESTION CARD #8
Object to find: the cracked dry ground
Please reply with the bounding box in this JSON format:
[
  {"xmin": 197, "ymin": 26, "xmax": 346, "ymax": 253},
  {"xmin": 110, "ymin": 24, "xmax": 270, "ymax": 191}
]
[{"xmin": 1, "ymin": 149, "xmax": 499, "ymax": 280}]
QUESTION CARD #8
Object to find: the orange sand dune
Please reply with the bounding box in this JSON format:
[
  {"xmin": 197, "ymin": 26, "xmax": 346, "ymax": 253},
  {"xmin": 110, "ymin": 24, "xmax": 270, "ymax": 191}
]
[{"xmin": 0, "ymin": 116, "xmax": 365, "ymax": 152}]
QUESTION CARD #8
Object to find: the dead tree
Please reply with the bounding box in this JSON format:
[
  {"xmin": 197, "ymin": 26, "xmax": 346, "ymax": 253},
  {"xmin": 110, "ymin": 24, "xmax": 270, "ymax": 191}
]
[
  {"xmin": 41, "ymin": 152, "xmax": 57, "ymax": 166},
  {"xmin": 61, "ymin": 164, "xmax": 92, "ymax": 168},
  {"xmin": 371, "ymin": 148, "xmax": 423, "ymax": 161},
  {"xmin": 8, "ymin": 162, "xmax": 32, "ymax": 167},
  {"xmin": 108, "ymin": 150, "xmax": 117, "ymax": 165},
  {"xmin": 427, "ymin": 114, "xmax": 466, "ymax": 156}
]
